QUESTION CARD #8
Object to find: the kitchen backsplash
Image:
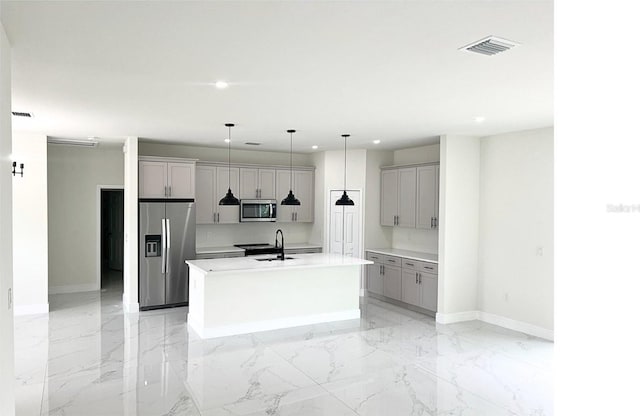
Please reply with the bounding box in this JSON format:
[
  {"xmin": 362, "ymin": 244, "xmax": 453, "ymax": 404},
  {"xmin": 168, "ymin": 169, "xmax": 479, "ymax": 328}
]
[
  {"xmin": 392, "ymin": 227, "xmax": 438, "ymax": 254},
  {"xmin": 196, "ymin": 222, "xmax": 314, "ymax": 248}
]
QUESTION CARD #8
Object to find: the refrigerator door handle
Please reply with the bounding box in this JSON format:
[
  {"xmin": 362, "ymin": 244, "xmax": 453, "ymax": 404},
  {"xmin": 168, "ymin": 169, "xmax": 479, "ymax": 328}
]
[
  {"xmin": 161, "ymin": 218, "xmax": 167, "ymax": 274},
  {"xmin": 166, "ymin": 218, "xmax": 171, "ymax": 249}
]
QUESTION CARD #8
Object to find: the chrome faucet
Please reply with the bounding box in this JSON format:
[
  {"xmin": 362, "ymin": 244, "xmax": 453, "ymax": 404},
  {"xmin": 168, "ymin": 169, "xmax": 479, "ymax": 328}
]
[{"xmin": 275, "ymin": 229, "xmax": 285, "ymax": 260}]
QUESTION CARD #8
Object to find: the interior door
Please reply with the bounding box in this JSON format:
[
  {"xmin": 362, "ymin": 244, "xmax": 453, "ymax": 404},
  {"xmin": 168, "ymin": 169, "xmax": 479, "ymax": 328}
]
[
  {"xmin": 329, "ymin": 190, "xmax": 360, "ymax": 257},
  {"xmin": 165, "ymin": 202, "xmax": 195, "ymax": 305},
  {"xmin": 107, "ymin": 190, "xmax": 124, "ymax": 271},
  {"xmin": 139, "ymin": 202, "xmax": 166, "ymax": 308}
]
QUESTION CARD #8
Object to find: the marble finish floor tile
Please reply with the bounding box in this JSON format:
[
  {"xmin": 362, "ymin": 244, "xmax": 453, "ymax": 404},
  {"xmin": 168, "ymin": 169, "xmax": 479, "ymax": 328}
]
[{"xmin": 14, "ymin": 286, "xmax": 553, "ymax": 416}]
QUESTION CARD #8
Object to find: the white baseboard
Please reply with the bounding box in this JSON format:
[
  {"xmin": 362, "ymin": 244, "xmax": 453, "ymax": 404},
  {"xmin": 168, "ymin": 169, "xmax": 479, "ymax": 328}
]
[
  {"xmin": 49, "ymin": 283, "xmax": 99, "ymax": 294},
  {"xmin": 14, "ymin": 303, "xmax": 49, "ymax": 316},
  {"xmin": 436, "ymin": 310, "xmax": 479, "ymax": 324},
  {"xmin": 188, "ymin": 309, "xmax": 361, "ymax": 339},
  {"xmin": 436, "ymin": 310, "xmax": 553, "ymax": 341},
  {"xmin": 122, "ymin": 293, "xmax": 139, "ymax": 313},
  {"xmin": 479, "ymin": 311, "xmax": 554, "ymax": 341}
]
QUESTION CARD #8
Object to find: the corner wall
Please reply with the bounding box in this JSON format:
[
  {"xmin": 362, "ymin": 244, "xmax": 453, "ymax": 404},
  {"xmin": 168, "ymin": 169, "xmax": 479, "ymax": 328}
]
[
  {"xmin": 478, "ymin": 127, "xmax": 554, "ymax": 333},
  {"xmin": 437, "ymin": 135, "xmax": 480, "ymax": 318},
  {"xmin": 12, "ymin": 132, "xmax": 48, "ymax": 314},
  {"xmin": 0, "ymin": 18, "xmax": 15, "ymax": 416},
  {"xmin": 123, "ymin": 137, "xmax": 138, "ymax": 312},
  {"xmin": 48, "ymin": 144, "xmax": 124, "ymax": 293}
]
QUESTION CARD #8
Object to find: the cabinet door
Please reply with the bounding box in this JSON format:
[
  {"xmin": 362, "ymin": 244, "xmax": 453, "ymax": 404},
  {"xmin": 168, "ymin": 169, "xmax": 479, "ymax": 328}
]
[
  {"xmin": 239, "ymin": 168, "xmax": 259, "ymax": 199},
  {"xmin": 380, "ymin": 170, "xmax": 398, "ymax": 226},
  {"xmin": 434, "ymin": 166, "xmax": 440, "ymax": 229},
  {"xmin": 416, "ymin": 166, "xmax": 437, "ymax": 229},
  {"xmin": 258, "ymin": 169, "xmax": 277, "ymax": 199},
  {"xmin": 401, "ymin": 269, "xmax": 421, "ymax": 306},
  {"xmin": 215, "ymin": 167, "xmax": 240, "ymax": 224},
  {"xmin": 275, "ymin": 170, "xmax": 294, "ymax": 222},
  {"xmin": 397, "ymin": 167, "xmax": 417, "ymax": 227},
  {"xmin": 383, "ymin": 265, "xmax": 402, "ymax": 300},
  {"xmin": 293, "ymin": 170, "xmax": 313, "ymax": 222},
  {"xmin": 367, "ymin": 263, "xmax": 383, "ymax": 296},
  {"xmin": 139, "ymin": 161, "xmax": 168, "ymax": 198},
  {"xmin": 167, "ymin": 162, "xmax": 195, "ymax": 199},
  {"xmin": 195, "ymin": 166, "xmax": 215, "ymax": 224},
  {"xmin": 419, "ymin": 273, "xmax": 438, "ymax": 311}
]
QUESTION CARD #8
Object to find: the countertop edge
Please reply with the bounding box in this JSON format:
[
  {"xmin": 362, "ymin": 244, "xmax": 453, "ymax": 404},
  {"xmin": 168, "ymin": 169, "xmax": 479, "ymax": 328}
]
[{"xmin": 366, "ymin": 248, "xmax": 439, "ymax": 264}]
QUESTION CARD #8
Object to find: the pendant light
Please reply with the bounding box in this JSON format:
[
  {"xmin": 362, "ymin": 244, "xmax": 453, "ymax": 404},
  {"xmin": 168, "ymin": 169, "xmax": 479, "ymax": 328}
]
[
  {"xmin": 281, "ymin": 129, "xmax": 301, "ymax": 205},
  {"xmin": 219, "ymin": 123, "xmax": 240, "ymax": 206},
  {"xmin": 336, "ymin": 134, "xmax": 354, "ymax": 206}
]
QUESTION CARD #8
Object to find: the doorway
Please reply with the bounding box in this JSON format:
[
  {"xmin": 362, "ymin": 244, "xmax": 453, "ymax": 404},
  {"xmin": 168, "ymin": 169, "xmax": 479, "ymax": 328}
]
[
  {"xmin": 328, "ymin": 189, "xmax": 364, "ymax": 292},
  {"xmin": 100, "ymin": 188, "xmax": 124, "ymax": 291}
]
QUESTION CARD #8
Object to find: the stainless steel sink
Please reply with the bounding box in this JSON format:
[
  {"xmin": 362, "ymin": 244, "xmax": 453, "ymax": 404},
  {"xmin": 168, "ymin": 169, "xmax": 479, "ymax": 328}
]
[{"xmin": 255, "ymin": 256, "xmax": 295, "ymax": 262}]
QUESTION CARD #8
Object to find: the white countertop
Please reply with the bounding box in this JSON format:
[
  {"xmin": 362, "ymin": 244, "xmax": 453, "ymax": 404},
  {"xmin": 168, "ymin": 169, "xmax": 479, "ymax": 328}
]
[
  {"xmin": 186, "ymin": 253, "xmax": 372, "ymax": 275},
  {"xmin": 284, "ymin": 243, "xmax": 322, "ymax": 250},
  {"xmin": 366, "ymin": 248, "xmax": 438, "ymax": 264}
]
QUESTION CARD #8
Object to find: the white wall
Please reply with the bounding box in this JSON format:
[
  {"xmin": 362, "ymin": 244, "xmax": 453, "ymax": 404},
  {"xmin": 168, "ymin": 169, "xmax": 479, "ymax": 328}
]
[
  {"xmin": 478, "ymin": 127, "xmax": 554, "ymax": 331},
  {"xmin": 437, "ymin": 135, "xmax": 480, "ymax": 317},
  {"xmin": 391, "ymin": 143, "xmax": 440, "ymax": 253},
  {"xmin": 308, "ymin": 151, "xmax": 325, "ymax": 245},
  {"xmin": 12, "ymin": 132, "xmax": 48, "ymax": 314},
  {"xmin": 48, "ymin": 144, "xmax": 124, "ymax": 293},
  {"xmin": 0, "ymin": 18, "xmax": 15, "ymax": 416},
  {"xmin": 123, "ymin": 137, "xmax": 138, "ymax": 312}
]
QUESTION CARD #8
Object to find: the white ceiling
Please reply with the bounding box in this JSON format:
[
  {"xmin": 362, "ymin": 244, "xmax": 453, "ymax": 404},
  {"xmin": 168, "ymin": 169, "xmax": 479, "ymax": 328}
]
[{"xmin": 1, "ymin": 1, "xmax": 553, "ymax": 152}]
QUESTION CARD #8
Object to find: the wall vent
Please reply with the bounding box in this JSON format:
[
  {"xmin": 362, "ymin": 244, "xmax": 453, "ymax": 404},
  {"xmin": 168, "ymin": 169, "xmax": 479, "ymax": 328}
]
[
  {"xmin": 244, "ymin": 142, "xmax": 261, "ymax": 146},
  {"xmin": 47, "ymin": 137, "xmax": 99, "ymax": 148},
  {"xmin": 11, "ymin": 111, "xmax": 32, "ymax": 117},
  {"xmin": 459, "ymin": 36, "xmax": 519, "ymax": 56}
]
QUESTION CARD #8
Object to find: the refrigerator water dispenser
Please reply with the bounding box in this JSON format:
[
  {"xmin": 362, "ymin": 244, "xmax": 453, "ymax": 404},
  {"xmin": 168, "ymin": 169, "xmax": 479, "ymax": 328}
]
[{"xmin": 145, "ymin": 235, "xmax": 161, "ymax": 257}]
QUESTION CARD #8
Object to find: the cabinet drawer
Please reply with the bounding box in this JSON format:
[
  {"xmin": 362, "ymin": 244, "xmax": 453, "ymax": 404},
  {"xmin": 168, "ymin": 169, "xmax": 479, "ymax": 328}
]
[
  {"xmin": 383, "ymin": 255, "xmax": 401, "ymax": 267},
  {"xmin": 366, "ymin": 252, "xmax": 384, "ymax": 262},
  {"xmin": 419, "ymin": 262, "xmax": 438, "ymax": 274}
]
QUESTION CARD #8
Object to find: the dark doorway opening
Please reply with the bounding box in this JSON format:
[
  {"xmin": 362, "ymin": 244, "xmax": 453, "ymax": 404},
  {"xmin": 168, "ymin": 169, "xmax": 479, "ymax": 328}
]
[{"xmin": 100, "ymin": 189, "xmax": 124, "ymax": 292}]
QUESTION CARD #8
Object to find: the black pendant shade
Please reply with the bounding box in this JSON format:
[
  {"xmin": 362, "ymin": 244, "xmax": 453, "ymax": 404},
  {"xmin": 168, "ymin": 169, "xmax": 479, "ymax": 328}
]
[
  {"xmin": 281, "ymin": 129, "xmax": 301, "ymax": 206},
  {"xmin": 219, "ymin": 188, "xmax": 240, "ymax": 205},
  {"xmin": 336, "ymin": 134, "xmax": 355, "ymax": 206},
  {"xmin": 335, "ymin": 190, "xmax": 354, "ymax": 206},
  {"xmin": 281, "ymin": 190, "xmax": 300, "ymax": 205},
  {"xmin": 219, "ymin": 123, "xmax": 240, "ymax": 206}
]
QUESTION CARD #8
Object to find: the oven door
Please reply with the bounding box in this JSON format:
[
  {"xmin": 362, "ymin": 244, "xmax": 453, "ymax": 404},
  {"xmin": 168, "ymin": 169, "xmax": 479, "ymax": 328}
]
[{"xmin": 240, "ymin": 200, "xmax": 277, "ymax": 222}]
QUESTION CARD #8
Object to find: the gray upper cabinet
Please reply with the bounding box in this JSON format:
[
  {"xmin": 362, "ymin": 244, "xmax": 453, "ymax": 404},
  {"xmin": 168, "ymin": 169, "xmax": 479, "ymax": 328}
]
[
  {"xmin": 381, "ymin": 167, "xmax": 416, "ymax": 227},
  {"xmin": 195, "ymin": 165, "xmax": 240, "ymax": 224},
  {"xmin": 276, "ymin": 169, "xmax": 314, "ymax": 223},
  {"xmin": 239, "ymin": 168, "xmax": 276, "ymax": 200},
  {"xmin": 381, "ymin": 164, "xmax": 438, "ymax": 229},
  {"xmin": 139, "ymin": 158, "xmax": 196, "ymax": 199},
  {"xmin": 416, "ymin": 165, "xmax": 439, "ymax": 229}
]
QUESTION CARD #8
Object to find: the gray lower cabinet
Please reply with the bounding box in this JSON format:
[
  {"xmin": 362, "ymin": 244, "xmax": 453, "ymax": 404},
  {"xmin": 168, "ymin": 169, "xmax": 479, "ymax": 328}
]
[
  {"xmin": 366, "ymin": 250, "xmax": 438, "ymax": 313},
  {"xmin": 195, "ymin": 252, "xmax": 244, "ymax": 260}
]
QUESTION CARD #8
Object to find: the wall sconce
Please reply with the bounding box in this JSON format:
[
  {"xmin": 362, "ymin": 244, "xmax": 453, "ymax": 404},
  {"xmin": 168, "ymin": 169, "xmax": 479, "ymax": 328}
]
[{"xmin": 12, "ymin": 162, "xmax": 24, "ymax": 177}]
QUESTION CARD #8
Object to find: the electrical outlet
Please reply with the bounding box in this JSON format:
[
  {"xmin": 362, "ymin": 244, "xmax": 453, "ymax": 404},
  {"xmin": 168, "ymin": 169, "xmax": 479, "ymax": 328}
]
[
  {"xmin": 504, "ymin": 292, "xmax": 509, "ymax": 302},
  {"xmin": 536, "ymin": 246, "xmax": 544, "ymax": 256},
  {"xmin": 8, "ymin": 287, "xmax": 12, "ymax": 309}
]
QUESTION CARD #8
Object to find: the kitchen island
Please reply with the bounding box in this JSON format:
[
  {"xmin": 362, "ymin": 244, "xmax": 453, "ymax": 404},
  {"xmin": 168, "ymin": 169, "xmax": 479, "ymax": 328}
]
[{"xmin": 185, "ymin": 253, "xmax": 372, "ymax": 338}]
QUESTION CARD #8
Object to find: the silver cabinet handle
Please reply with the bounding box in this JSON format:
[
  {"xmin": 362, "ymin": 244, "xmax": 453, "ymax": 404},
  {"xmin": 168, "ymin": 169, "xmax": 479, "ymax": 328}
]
[
  {"xmin": 415, "ymin": 272, "xmax": 418, "ymax": 284},
  {"xmin": 388, "ymin": 259, "xmax": 395, "ymax": 263},
  {"xmin": 164, "ymin": 186, "xmax": 167, "ymax": 197},
  {"xmin": 405, "ymin": 262, "xmax": 414, "ymax": 266},
  {"xmin": 434, "ymin": 217, "xmax": 437, "ymax": 228},
  {"xmin": 430, "ymin": 217, "xmax": 434, "ymax": 228},
  {"xmin": 379, "ymin": 265, "xmax": 382, "ymax": 274},
  {"xmin": 419, "ymin": 273, "xmax": 422, "ymax": 284},
  {"xmin": 259, "ymin": 189, "xmax": 262, "ymax": 198},
  {"xmin": 161, "ymin": 218, "xmax": 167, "ymax": 274},
  {"xmin": 169, "ymin": 186, "xmax": 172, "ymax": 197},
  {"xmin": 295, "ymin": 212, "xmax": 298, "ymax": 221},
  {"xmin": 217, "ymin": 213, "xmax": 220, "ymax": 223}
]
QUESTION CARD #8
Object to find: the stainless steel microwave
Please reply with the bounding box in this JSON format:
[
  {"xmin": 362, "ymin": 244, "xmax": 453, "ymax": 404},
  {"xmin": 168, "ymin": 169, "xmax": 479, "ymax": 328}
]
[{"xmin": 240, "ymin": 199, "xmax": 277, "ymax": 222}]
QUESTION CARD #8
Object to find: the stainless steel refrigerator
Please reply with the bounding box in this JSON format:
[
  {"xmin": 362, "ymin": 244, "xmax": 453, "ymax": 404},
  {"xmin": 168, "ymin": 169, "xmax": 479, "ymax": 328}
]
[{"xmin": 139, "ymin": 200, "xmax": 195, "ymax": 310}]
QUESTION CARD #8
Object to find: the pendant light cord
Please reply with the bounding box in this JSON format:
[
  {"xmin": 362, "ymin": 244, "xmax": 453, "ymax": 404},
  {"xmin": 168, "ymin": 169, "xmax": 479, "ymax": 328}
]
[
  {"xmin": 228, "ymin": 125, "xmax": 231, "ymax": 190},
  {"xmin": 343, "ymin": 135, "xmax": 347, "ymax": 191},
  {"xmin": 290, "ymin": 131, "xmax": 293, "ymax": 191}
]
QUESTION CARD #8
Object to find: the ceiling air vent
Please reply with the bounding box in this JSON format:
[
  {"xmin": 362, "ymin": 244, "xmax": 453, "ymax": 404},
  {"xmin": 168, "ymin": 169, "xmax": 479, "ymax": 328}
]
[
  {"xmin": 244, "ymin": 142, "xmax": 261, "ymax": 146},
  {"xmin": 48, "ymin": 137, "xmax": 99, "ymax": 148},
  {"xmin": 11, "ymin": 111, "xmax": 32, "ymax": 117},
  {"xmin": 459, "ymin": 36, "xmax": 519, "ymax": 56}
]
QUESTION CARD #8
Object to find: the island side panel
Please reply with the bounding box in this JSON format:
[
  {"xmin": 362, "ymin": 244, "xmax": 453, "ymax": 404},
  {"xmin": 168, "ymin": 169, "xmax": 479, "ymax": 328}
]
[
  {"xmin": 187, "ymin": 267, "xmax": 207, "ymax": 337},
  {"xmin": 200, "ymin": 265, "xmax": 361, "ymax": 338}
]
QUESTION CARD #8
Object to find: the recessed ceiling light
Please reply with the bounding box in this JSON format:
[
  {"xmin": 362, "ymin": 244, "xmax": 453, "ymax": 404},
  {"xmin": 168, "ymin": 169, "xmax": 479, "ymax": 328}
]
[
  {"xmin": 474, "ymin": 116, "xmax": 485, "ymax": 123},
  {"xmin": 215, "ymin": 81, "xmax": 229, "ymax": 89},
  {"xmin": 312, "ymin": 145, "xmax": 318, "ymax": 150},
  {"xmin": 224, "ymin": 138, "xmax": 230, "ymax": 143},
  {"xmin": 373, "ymin": 140, "xmax": 381, "ymax": 144}
]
